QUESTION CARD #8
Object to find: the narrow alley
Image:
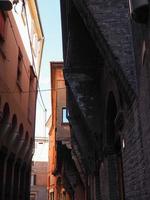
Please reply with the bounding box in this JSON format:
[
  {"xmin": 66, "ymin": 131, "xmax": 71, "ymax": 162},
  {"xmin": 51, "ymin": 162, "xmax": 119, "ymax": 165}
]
[{"xmin": 0, "ymin": 0, "xmax": 150, "ymax": 200}]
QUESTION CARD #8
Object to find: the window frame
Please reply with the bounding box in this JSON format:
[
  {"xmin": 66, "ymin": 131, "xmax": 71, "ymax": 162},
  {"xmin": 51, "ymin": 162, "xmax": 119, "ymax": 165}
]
[
  {"xmin": 21, "ymin": 3, "xmax": 26, "ymax": 25},
  {"xmin": 50, "ymin": 192, "xmax": 54, "ymax": 200},
  {"xmin": 0, "ymin": 11, "xmax": 6, "ymax": 42},
  {"xmin": 16, "ymin": 48, "xmax": 23, "ymax": 91},
  {"xmin": 31, "ymin": 174, "xmax": 36, "ymax": 186},
  {"xmin": 62, "ymin": 107, "xmax": 69, "ymax": 124},
  {"xmin": 28, "ymin": 65, "xmax": 36, "ymax": 123}
]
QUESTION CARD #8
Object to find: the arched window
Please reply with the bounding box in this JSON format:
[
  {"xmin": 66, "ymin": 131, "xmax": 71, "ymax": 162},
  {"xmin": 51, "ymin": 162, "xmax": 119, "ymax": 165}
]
[
  {"xmin": 106, "ymin": 91, "xmax": 125, "ymax": 200},
  {"xmin": 106, "ymin": 92, "xmax": 117, "ymax": 148},
  {"xmin": 0, "ymin": 103, "xmax": 10, "ymax": 138}
]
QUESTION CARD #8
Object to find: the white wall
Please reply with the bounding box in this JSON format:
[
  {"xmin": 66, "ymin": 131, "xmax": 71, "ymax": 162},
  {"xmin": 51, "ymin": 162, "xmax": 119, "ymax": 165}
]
[
  {"xmin": 33, "ymin": 139, "xmax": 49, "ymax": 162},
  {"xmin": 11, "ymin": 1, "xmax": 42, "ymax": 77}
]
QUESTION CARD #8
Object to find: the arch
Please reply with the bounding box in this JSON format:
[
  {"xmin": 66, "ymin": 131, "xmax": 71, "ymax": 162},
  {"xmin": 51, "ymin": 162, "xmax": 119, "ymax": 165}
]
[
  {"xmin": 17, "ymin": 123, "xmax": 24, "ymax": 145},
  {"xmin": 18, "ymin": 124, "xmax": 24, "ymax": 137},
  {"xmin": 105, "ymin": 91, "xmax": 125, "ymax": 200},
  {"xmin": 0, "ymin": 103, "xmax": 11, "ymax": 138},
  {"xmin": 2, "ymin": 103, "xmax": 10, "ymax": 123},
  {"xmin": 106, "ymin": 92, "xmax": 117, "ymax": 147},
  {"xmin": 9, "ymin": 114, "xmax": 18, "ymax": 138},
  {"xmin": 25, "ymin": 131, "xmax": 29, "ymax": 144},
  {"xmin": 119, "ymin": 89, "xmax": 124, "ymax": 109},
  {"xmin": 57, "ymin": 176, "xmax": 62, "ymax": 186},
  {"xmin": 13, "ymin": 123, "xmax": 24, "ymax": 154},
  {"xmin": 30, "ymin": 138, "xmax": 34, "ymax": 153},
  {"xmin": 16, "ymin": 123, "xmax": 24, "ymax": 143},
  {"xmin": 24, "ymin": 137, "xmax": 34, "ymax": 162},
  {"xmin": 11, "ymin": 115, "xmax": 17, "ymax": 131},
  {"xmin": 17, "ymin": 131, "xmax": 29, "ymax": 160},
  {"xmin": 5, "ymin": 114, "xmax": 18, "ymax": 145}
]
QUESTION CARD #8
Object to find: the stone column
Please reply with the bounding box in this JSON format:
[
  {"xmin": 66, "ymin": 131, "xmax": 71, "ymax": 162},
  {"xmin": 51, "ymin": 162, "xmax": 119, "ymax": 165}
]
[
  {"xmin": 4, "ymin": 154, "xmax": 15, "ymax": 200},
  {"xmin": 12, "ymin": 160, "xmax": 21, "ymax": 200},
  {"xmin": 19, "ymin": 163, "xmax": 26, "ymax": 200},
  {"xmin": 95, "ymin": 171, "xmax": 101, "ymax": 200},
  {"xmin": 24, "ymin": 166, "xmax": 31, "ymax": 200},
  {"xmin": 9, "ymin": 161, "xmax": 15, "ymax": 200},
  {"xmin": 0, "ymin": 151, "xmax": 7, "ymax": 199}
]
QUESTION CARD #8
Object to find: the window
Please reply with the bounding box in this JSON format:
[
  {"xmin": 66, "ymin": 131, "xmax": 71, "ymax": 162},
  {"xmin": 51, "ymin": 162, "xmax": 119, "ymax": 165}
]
[
  {"xmin": 16, "ymin": 48, "xmax": 23, "ymax": 90},
  {"xmin": 62, "ymin": 191, "xmax": 66, "ymax": 200},
  {"xmin": 0, "ymin": 11, "xmax": 5, "ymax": 41},
  {"xmin": 33, "ymin": 174, "xmax": 36, "ymax": 185},
  {"xmin": 50, "ymin": 192, "xmax": 54, "ymax": 200},
  {"xmin": 28, "ymin": 65, "xmax": 36, "ymax": 123},
  {"xmin": 21, "ymin": 3, "xmax": 26, "ymax": 25},
  {"xmin": 30, "ymin": 194, "xmax": 36, "ymax": 200},
  {"xmin": 31, "ymin": 174, "xmax": 36, "ymax": 186},
  {"xmin": 30, "ymin": 21, "xmax": 38, "ymax": 56},
  {"xmin": 32, "ymin": 33, "xmax": 38, "ymax": 56},
  {"xmin": 62, "ymin": 107, "xmax": 69, "ymax": 123},
  {"xmin": 30, "ymin": 192, "xmax": 37, "ymax": 200}
]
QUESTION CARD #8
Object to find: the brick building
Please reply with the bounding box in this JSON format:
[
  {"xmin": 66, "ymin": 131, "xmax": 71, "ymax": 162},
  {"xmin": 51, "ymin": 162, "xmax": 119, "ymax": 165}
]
[
  {"xmin": 48, "ymin": 62, "xmax": 73, "ymax": 200},
  {"xmin": 30, "ymin": 137, "xmax": 48, "ymax": 200},
  {"xmin": 60, "ymin": 0, "xmax": 150, "ymax": 200},
  {"xmin": 0, "ymin": 0, "xmax": 44, "ymax": 199}
]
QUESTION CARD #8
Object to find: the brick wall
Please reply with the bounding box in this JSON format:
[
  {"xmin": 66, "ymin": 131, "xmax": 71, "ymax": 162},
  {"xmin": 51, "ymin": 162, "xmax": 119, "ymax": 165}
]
[
  {"xmin": 122, "ymin": 101, "xmax": 146, "ymax": 200},
  {"xmin": 60, "ymin": 0, "xmax": 150, "ymax": 199}
]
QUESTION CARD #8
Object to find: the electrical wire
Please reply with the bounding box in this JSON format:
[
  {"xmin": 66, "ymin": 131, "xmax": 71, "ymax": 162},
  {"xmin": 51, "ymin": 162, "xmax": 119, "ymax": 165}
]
[
  {"xmin": 23, "ymin": 0, "xmax": 47, "ymax": 112},
  {"xmin": 0, "ymin": 87, "xmax": 66, "ymax": 94},
  {"xmin": 7, "ymin": 13, "xmax": 45, "ymax": 112}
]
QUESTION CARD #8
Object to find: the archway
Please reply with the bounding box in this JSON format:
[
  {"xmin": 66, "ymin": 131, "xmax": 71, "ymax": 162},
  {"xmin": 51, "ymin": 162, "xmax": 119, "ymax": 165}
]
[
  {"xmin": 13, "ymin": 123, "xmax": 24, "ymax": 154},
  {"xmin": 0, "ymin": 103, "xmax": 10, "ymax": 139},
  {"xmin": 6, "ymin": 114, "xmax": 18, "ymax": 146},
  {"xmin": 106, "ymin": 92, "xmax": 124, "ymax": 200}
]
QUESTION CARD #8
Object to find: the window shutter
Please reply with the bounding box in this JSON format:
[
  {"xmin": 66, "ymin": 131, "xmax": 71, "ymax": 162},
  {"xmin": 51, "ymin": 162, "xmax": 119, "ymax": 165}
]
[{"xmin": 0, "ymin": 11, "xmax": 5, "ymax": 40}]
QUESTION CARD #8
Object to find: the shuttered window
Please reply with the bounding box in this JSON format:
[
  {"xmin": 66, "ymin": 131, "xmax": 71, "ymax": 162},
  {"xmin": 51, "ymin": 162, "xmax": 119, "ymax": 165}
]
[
  {"xmin": 16, "ymin": 48, "xmax": 23, "ymax": 90},
  {"xmin": 0, "ymin": 11, "xmax": 5, "ymax": 41}
]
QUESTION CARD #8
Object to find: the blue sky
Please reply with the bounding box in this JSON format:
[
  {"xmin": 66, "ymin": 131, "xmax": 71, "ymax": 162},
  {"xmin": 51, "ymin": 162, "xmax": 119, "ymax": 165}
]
[{"xmin": 35, "ymin": 0, "xmax": 63, "ymax": 137}]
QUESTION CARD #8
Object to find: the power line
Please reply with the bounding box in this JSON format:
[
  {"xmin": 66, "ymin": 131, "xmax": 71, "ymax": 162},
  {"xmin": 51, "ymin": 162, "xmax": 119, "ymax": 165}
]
[
  {"xmin": 23, "ymin": 0, "xmax": 46, "ymax": 112},
  {"xmin": 7, "ymin": 13, "xmax": 45, "ymax": 112},
  {"xmin": 0, "ymin": 87, "xmax": 66, "ymax": 94}
]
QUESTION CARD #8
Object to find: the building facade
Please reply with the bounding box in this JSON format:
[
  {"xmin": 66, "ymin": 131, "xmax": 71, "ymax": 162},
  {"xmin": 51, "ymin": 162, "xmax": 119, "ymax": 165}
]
[
  {"xmin": 48, "ymin": 62, "xmax": 73, "ymax": 200},
  {"xmin": 0, "ymin": 0, "xmax": 44, "ymax": 199},
  {"xmin": 60, "ymin": 0, "xmax": 150, "ymax": 200},
  {"xmin": 30, "ymin": 137, "xmax": 49, "ymax": 200}
]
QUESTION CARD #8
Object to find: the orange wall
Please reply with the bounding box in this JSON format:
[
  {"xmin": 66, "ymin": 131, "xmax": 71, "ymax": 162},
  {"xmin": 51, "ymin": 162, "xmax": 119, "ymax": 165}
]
[
  {"xmin": 0, "ymin": 11, "xmax": 37, "ymax": 160},
  {"xmin": 33, "ymin": 161, "xmax": 48, "ymax": 186},
  {"xmin": 48, "ymin": 62, "xmax": 71, "ymax": 200}
]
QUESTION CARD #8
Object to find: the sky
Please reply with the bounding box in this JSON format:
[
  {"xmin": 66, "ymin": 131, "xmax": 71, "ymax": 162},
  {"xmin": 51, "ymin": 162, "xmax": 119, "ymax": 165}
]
[{"xmin": 35, "ymin": 0, "xmax": 63, "ymax": 137}]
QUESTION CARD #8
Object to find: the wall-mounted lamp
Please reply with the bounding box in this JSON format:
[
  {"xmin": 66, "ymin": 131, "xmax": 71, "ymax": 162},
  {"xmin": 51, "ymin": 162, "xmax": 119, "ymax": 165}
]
[
  {"xmin": 122, "ymin": 139, "xmax": 125, "ymax": 149},
  {"xmin": 130, "ymin": 0, "xmax": 149, "ymax": 24}
]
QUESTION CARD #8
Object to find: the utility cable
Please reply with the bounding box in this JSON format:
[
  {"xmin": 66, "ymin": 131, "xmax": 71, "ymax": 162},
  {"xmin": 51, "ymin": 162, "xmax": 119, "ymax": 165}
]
[
  {"xmin": 7, "ymin": 13, "xmax": 45, "ymax": 112},
  {"xmin": 0, "ymin": 87, "xmax": 66, "ymax": 94},
  {"xmin": 23, "ymin": 0, "xmax": 46, "ymax": 112}
]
